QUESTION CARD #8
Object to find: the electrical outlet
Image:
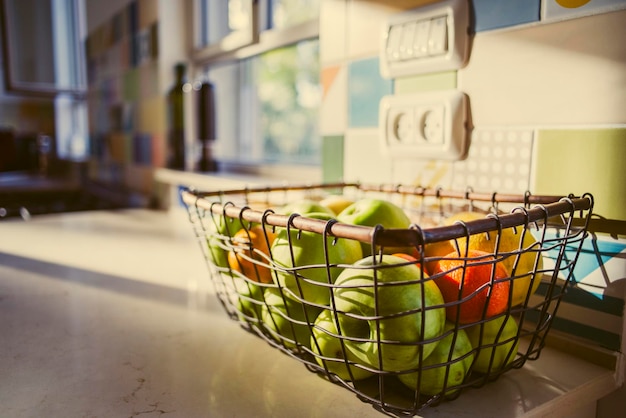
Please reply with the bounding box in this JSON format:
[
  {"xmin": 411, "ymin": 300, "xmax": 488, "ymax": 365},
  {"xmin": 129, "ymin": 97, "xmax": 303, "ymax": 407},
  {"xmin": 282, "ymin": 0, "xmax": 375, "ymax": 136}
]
[
  {"xmin": 379, "ymin": 90, "xmax": 468, "ymax": 160},
  {"xmin": 420, "ymin": 105, "xmax": 445, "ymax": 143}
]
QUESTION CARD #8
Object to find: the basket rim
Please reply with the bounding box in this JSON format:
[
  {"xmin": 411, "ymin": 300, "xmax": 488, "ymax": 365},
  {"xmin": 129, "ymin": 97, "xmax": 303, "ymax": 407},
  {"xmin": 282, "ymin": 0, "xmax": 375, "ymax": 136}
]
[{"xmin": 181, "ymin": 182, "xmax": 593, "ymax": 246}]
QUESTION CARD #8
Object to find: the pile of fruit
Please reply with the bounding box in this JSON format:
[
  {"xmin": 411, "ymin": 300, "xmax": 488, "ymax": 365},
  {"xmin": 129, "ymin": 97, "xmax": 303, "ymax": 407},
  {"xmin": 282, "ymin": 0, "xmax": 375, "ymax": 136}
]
[{"xmin": 205, "ymin": 194, "xmax": 545, "ymax": 401}]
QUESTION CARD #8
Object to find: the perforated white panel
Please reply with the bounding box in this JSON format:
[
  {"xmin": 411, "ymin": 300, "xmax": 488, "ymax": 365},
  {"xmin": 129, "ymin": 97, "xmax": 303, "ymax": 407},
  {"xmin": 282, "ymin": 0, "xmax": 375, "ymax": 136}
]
[{"xmin": 451, "ymin": 128, "xmax": 534, "ymax": 194}]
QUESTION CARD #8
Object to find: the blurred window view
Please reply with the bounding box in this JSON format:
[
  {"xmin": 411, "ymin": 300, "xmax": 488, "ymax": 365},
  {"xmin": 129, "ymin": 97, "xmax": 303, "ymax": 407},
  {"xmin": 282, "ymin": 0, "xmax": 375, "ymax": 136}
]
[
  {"xmin": 1, "ymin": 0, "xmax": 86, "ymax": 94},
  {"xmin": 194, "ymin": 0, "xmax": 320, "ymax": 166},
  {"xmin": 1, "ymin": 0, "xmax": 88, "ymax": 160}
]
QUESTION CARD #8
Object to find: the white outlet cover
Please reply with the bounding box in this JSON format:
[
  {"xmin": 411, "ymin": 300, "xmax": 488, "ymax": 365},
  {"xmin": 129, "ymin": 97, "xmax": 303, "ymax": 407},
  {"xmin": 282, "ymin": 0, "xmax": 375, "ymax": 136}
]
[
  {"xmin": 380, "ymin": 0, "xmax": 470, "ymax": 78},
  {"xmin": 379, "ymin": 90, "xmax": 469, "ymax": 160}
]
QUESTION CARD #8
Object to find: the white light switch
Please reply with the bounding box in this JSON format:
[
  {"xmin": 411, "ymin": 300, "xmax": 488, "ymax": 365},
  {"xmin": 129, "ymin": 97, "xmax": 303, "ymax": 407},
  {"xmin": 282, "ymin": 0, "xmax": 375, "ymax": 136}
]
[
  {"xmin": 399, "ymin": 22, "xmax": 416, "ymax": 60},
  {"xmin": 413, "ymin": 19, "xmax": 431, "ymax": 58},
  {"xmin": 428, "ymin": 16, "xmax": 448, "ymax": 56},
  {"xmin": 380, "ymin": 0, "xmax": 469, "ymax": 78},
  {"xmin": 386, "ymin": 24, "xmax": 403, "ymax": 62}
]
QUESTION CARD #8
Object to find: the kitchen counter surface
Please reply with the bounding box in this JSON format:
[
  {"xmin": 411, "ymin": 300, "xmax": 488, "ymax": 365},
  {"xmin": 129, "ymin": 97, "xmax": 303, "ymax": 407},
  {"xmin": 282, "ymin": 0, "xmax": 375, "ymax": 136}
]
[{"xmin": 0, "ymin": 209, "xmax": 620, "ymax": 418}]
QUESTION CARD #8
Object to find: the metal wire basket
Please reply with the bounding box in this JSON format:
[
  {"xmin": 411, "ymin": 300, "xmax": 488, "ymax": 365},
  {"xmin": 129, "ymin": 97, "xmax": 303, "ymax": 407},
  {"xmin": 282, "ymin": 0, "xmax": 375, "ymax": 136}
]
[{"xmin": 181, "ymin": 182, "xmax": 594, "ymax": 416}]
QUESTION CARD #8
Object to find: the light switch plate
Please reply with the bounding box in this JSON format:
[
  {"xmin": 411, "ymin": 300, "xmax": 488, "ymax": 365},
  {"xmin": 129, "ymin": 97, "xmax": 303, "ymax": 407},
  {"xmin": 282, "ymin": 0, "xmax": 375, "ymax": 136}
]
[
  {"xmin": 379, "ymin": 90, "xmax": 469, "ymax": 160},
  {"xmin": 380, "ymin": 0, "xmax": 470, "ymax": 78}
]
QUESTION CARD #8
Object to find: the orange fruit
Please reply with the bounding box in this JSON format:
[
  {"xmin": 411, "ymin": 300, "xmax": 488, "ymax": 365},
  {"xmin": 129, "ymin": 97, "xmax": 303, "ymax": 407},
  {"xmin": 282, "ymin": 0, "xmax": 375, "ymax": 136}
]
[
  {"xmin": 424, "ymin": 212, "xmax": 484, "ymax": 275},
  {"xmin": 432, "ymin": 249, "xmax": 511, "ymax": 324},
  {"xmin": 391, "ymin": 252, "xmax": 426, "ymax": 274},
  {"xmin": 423, "ymin": 240, "xmax": 456, "ymax": 275},
  {"xmin": 228, "ymin": 225, "xmax": 276, "ymax": 284},
  {"xmin": 443, "ymin": 211, "xmax": 543, "ymax": 307}
]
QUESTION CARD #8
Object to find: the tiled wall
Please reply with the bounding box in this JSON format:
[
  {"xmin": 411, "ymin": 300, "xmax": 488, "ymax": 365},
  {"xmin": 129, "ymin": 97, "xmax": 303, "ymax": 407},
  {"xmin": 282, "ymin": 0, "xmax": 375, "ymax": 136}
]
[
  {"xmin": 320, "ymin": 0, "xmax": 625, "ymax": 218},
  {"xmin": 85, "ymin": 0, "xmax": 167, "ymax": 193},
  {"xmin": 319, "ymin": 0, "xmax": 626, "ymax": 356}
]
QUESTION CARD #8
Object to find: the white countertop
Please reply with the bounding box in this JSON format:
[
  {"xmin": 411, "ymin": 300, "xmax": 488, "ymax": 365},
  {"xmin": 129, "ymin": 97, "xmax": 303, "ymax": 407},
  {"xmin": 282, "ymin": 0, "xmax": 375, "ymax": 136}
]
[{"xmin": 0, "ymin": 209, "xmax": 620, "ymax": 418}]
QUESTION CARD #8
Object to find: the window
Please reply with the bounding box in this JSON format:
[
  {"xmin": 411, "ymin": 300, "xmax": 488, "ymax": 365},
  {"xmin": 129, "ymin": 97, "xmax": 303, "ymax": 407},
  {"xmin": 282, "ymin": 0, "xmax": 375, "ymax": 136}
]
[
  {"xmin": 1, "ymin": 0, "xmax": 86, "ymax": 96},
  {"xmin": 1, "ymin": 0, "xmax": 89, "ymax": 160},
  {"xmin": 194, "ymin": 0, "xmax": 256, "ymax": 61},
  {"xmin": 192, "ymin": 0, "xmax": 320, "ymax": 167}
]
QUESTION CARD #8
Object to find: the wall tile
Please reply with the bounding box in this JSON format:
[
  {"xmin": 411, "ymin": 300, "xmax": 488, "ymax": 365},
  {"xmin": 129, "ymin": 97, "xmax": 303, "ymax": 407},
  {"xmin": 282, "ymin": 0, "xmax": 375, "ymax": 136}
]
[
  {"xmin": 348, "ymin": 57, "xmax": 393, "ymax": 128},
  {"xmin": 532, "ymin": 128, "xmax": 626, "ymax": 221},
  {"xmin": 122, "ymin": 68, "xmax": 140, "ymax": 101},
  {"xmin": 320, "ymin": 64, "xmax": 347, "ymax": 135},
  {"xmin": 458, "ymin": 9, "xmax": 626, "ymax": 126},
  {"xmin": 472, "ymin": 0, "xmax": 541, "ymax": 32},
  {"xmin": 452, "ymin": 128, "xmax": 534, "ymax": 194},
  {"xmin": 343, "ymin": 128, "xmax": 393, "ymax": 184},
  {"xmin": 320, "ymin": 0, "xmax": 347, "ymax": 64},
  {"xmin": 394, "ymin": 71, "xmax": 457, "ymax": 94},
  {"xmin": 139, "ymin": 0, "xmax": 158, "ymax": 29},
  {"xmin": 542, "ymin": 0, "xmax": 626, "ymax": 21},
  {"xmin": 391, "ymin": 159, "xmax": 453, "ymax": 190},
  {"xmin": 322, "ymin": 135, "xmax": 344, "ymax": 183}
]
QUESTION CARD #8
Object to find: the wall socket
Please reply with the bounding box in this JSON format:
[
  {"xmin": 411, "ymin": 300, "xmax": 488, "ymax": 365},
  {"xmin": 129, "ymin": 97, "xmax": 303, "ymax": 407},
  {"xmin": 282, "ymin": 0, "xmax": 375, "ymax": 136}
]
[{"xmin": 379, "ymin": 90, "xmax": 469, "ymax": 160}]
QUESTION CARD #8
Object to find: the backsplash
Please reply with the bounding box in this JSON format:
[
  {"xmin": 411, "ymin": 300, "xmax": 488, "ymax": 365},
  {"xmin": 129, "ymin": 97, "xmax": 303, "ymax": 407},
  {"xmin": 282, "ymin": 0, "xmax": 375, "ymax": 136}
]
[
  {"xmin": 319, "ymin": 0, "xmax": 626, "ymax": 358},
  {"xmin": 319, "ymin": 0, "xmax": 626, "ymax": 219}
]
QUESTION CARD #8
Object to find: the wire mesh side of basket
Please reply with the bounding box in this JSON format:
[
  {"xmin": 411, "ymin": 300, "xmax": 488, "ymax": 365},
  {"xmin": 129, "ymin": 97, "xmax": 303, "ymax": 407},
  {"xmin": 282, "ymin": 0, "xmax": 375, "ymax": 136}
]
[{"xmin": 181, "ymin": 183, "xmax": 594, "ymax": 416}]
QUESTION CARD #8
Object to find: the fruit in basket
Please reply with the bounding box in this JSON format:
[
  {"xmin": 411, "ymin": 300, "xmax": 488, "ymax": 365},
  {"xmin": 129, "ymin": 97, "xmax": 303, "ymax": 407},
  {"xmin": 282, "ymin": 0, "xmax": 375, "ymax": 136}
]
[
  {"xmin": 337, "ymin": 198, "xmax": 413, "ymax": 255},
  {"xmin": 449, "ymin": 213, "xmax": 543, "ymax": 307},
  {"xmin": 432, "ymin": 250, "xmax": 511, "ymax": 324},
  {"xmin": 278, "ymin": 199, "xmax": 335, "ymax": 217},
  {"xmin": 333, "ymin": 255, "xmax": 446, "ymax": 372},
  {"xmin": 234, "ymin": 279, "xmax": 265, "ymax": 322},
  {"xmin": 261, "ymin": 287, "xmax": 321, "ymax": 349},
  {"xmin": 466, "ymin": 314, "xmax": 519, "ymax": 374},
  {"xmin": 228, "ymin": 226, "xmax": 277, "ymax": 284},
  {"xmin": 310, "ymin": 310, "xmax": 374, "ymax": 381},
  {"xmin": 392, "ymin": 252, "xmax": 427, "ymax": 274},
  {"xmin": 207, "ymin": 235, "xmax": 230, "ymax": 268},
  {"xmin": 206, "ymin": 215, "xmax": 247, "ymax": 268},
  {"xmin": 398, "ymin": 322, "xmax": 474, "ymax": 396},
  {"xmin": 270, "ymin": 212, "xmax": 363, "ymax": 305},
  {"xmin": 423, "ymin": 212, "xmax": 484, "ymax": 274},
  {"xmin": 319, "ymin": 195, "xmax": 355, "ymax": 215},
  {"xmin": 423, "ymin": 240, "xmax": 456, "ymax": 275}
]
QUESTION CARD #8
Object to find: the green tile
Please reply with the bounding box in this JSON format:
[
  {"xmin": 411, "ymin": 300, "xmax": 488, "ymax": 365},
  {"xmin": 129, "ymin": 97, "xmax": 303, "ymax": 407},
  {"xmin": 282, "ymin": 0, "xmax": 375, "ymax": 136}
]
[
  {"xmin": 394, "ymin": 71, "xmax": 457, "ymax": 94},
  {"xmin": 533, "ymin": 128, "xmax": 626, "ymax": 221},
  {"xmin": 123, "ymin": 68, "xmax": 140, "ymax": 101},
  {"xmin": 322, "ymin": 135, "xmax": 344, "ymax": 183}
]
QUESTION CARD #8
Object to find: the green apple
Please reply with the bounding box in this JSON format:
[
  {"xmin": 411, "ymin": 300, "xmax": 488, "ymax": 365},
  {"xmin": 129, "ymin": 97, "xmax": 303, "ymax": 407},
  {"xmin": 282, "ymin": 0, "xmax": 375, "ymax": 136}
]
[
  {"xmin": 270, "ymin": 212, "xmax": 363, "ymax": 305},
  {"xmin": 310, "ymin": 310, "xmax": 374, "ymax": 382},
  {"xmin": 278, "ymin": 199, "xmax": 335, "ymax": 217},
  {"xmin": 207, "ymin": 234, "xmax": 229, "ymax": 268},
  {"xmin": 465, "ymin": 315, "xmax": 519, "ymax": 374},
  {"xmin": 333, "ymin": 255, "xmax": 446, "ymax": 372},
  {"xmin": 398, "ymin": 322, "xmax": 474, "ymax": 396},
  {"xmin": 319, "ymin": 195, "xmax": 355, "ymax": 215},
  {"xmin": 205, "ymin": 214, "xmax": 247, "ymax": 268},
  {"xmin": 261, "ymin": 287, "xmax": 321, "ymax": 349},
  {"xmin": 234, "ymin": 279, "xmax": 265, "ymax": 323},
  {"xmin": 336, "ymin": 198, "xmax": 412, "ymax": 255}
]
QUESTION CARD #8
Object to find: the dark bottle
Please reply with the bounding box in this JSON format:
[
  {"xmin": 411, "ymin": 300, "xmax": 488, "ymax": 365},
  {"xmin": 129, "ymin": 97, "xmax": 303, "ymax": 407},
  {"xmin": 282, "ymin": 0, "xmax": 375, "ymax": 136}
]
[
  {"xmin": 167, "ymin": 63, "xmax": 187, "ymax": 170},
  {"xmin": 195, "ymin": 78, "xmax": 217, "ymax": 172}
]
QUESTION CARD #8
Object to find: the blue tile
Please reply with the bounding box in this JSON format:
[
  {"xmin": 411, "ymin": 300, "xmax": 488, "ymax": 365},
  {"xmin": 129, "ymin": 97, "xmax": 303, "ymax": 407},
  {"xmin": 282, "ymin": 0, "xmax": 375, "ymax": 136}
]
[
  {"xmin": 348, "ymin": 57, "xmax": 393, "ymax": 128},
  {"xmin": 472, "ymin": 0, "xmax": 540, "ymax": 32}
]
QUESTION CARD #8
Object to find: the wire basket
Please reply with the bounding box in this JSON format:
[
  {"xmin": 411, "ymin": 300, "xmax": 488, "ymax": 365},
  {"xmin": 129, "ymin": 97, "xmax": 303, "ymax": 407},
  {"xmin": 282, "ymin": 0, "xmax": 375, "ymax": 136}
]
[{"xmin": 181, "ymin": 182, "xmax": 594, "ymax": 416}]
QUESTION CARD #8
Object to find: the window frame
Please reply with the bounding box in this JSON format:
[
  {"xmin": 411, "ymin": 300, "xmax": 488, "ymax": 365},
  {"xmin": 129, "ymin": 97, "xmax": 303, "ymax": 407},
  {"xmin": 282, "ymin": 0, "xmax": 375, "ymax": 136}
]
[
  {"xmin": 192, "ymin": 0, "xmax": 258, "ymax": 63},
  {"xmin": 0, "ymin": 0, "xmax": 87, "ymax": 98},
  {"xmin": 189, "ymin": 0, "xmax": 321, "ymax": 171}
]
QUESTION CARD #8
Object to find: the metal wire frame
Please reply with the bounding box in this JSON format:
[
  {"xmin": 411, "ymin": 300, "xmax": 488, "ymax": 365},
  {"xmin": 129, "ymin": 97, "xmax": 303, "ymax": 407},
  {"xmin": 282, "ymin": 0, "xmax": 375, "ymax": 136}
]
[{"xmin": 182, "ymin": 182, "xmax": 594, "ymax": 416}]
